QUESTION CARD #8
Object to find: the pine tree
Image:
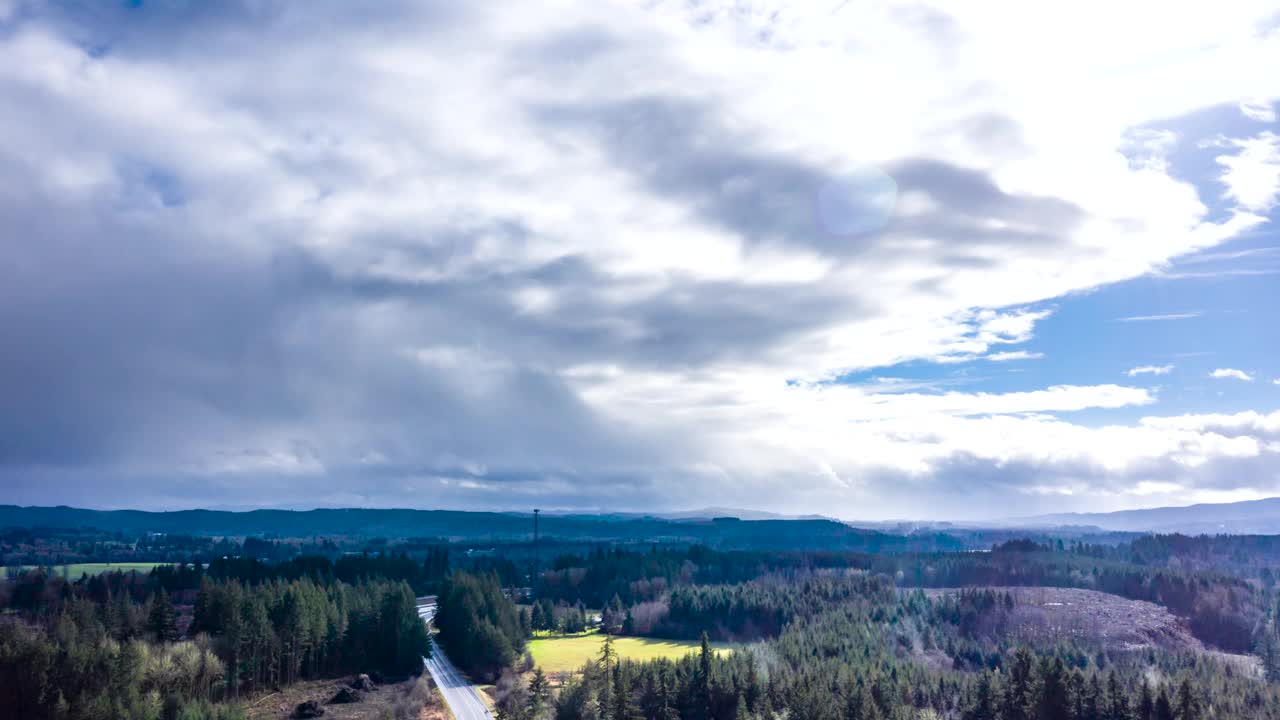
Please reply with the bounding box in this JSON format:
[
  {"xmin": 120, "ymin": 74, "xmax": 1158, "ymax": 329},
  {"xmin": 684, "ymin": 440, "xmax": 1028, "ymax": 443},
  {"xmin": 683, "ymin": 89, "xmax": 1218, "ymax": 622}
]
[
  {"xmin": 1174, "ymin": 679, "xmax": 1197, "ymax": 720},
  {"xmin": 1003, "ymin": 648, "xmax": 1035, "ymax": 720},
  {"xmin": 600, "ymin": 633, "xmax": 616, "ymax": 668},
  {"xmin": 964, "ymin": 672, "xmax": 998, "ymax": 720},
  {"xmin": 1081, "ymin": 673, "xmax": 1103, "ymax": 720},
  {"xmin": 1154, "ymin": 688, "xmax": 1174, "ymax": 720},
  {"xmin": 1105, "ymin": 671, "xmax": 1130, "ymax": 720},
  {"xmin": 529, "ymin": 667, "xmax": 550, "ymax": 719},
  {"xmin": 1036, "ymin": 657, "xmax": 1071, "ymax": 720},
  {"xmin": 531, "ymin": 601, "xmax": 546, "ymax": 632},
  {"xmin": 148, "ymin": 589, "xmax": 179, "ymax": 643},
  {"xmin": 611, "ymin": 663, "xmax": 637, "ymax": 720},
  {"xmin": 698, "ymin": 631, "xmax": 714, "ymax": 720},
  {"xmin": 1137, "ymin": 682, "xmax": 1154, "ymax": 720}
]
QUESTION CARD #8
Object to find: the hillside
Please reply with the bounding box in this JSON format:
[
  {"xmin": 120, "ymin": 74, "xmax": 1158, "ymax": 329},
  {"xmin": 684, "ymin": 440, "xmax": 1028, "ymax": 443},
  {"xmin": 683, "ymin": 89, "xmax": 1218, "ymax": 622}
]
[
  {"xmin": 0, "ymin": 504, "xmax": 966, "ymax": 552},
  {"xmin": 1009, "ymin": 496, "xmax": 1280, "ymax": 534}
]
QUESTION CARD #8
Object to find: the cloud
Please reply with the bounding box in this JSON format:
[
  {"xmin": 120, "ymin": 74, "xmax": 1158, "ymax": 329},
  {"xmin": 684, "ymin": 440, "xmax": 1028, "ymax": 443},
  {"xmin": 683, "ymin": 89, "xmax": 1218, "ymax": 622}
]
[
  {"xmin": 1216, "ymin": 131, "xmax": 1280, "ymax": 212},
  {"xmin": 1127, "ymin": 365, "xmax": 1174, "ymax": 377},
  {"xmin": 1210, "ymin": 368, "xmax": 1255, "ymax": 381},
  {"xmin": 986, "ymin": 351, "xmax": 1044, "ymax": 362},
  {"xmin": 1176, "ymin": 246, "xmax": 1280, "ymax": 265},
  {"xmin": 0, "ymin": 1, "xmax": 1278, "ymax": 518},
  {"xmin": 1239, "ymin": 98, "xmax": 1277, "ymax": 122},
  {"xmin": 1115, "ymin": 312, "xmax": 1202, "ymax": 322}
]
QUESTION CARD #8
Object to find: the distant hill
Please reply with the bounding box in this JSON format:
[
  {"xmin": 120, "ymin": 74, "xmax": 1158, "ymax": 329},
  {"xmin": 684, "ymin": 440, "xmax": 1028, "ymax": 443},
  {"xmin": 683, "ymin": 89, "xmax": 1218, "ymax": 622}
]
[
  {"xmin": 609, "ymin": 507, "xmax": 833, "ymax": 521},
  {"xmin": 1008, "ymin": 496, "xmax": 1280, "ymax": 534},
  {"xmin": 0, "ymin": 504, "xmax": 967, "ymax": 552}
]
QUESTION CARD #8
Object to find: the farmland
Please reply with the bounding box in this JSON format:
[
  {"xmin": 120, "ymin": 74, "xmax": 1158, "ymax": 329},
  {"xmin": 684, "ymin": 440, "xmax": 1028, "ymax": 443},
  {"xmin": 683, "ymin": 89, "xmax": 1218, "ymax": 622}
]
[
  {"xmin": 528, "ymin": 630, "xmax": 733, "ymax": 675},
  {"xmin": 2, "ymin": 562, "xmax": 164, "ymax": 578}
]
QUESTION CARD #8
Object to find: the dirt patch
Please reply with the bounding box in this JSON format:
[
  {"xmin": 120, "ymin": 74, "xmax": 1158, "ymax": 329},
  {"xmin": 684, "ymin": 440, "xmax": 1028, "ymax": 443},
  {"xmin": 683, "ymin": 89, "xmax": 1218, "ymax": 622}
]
[
  {"xmin": 1209, "ymin": 651, "xmax": 1265, "ymax": 680},
  {"xmin": 925, "ymin": 586, "xmax": 1204, "ymax": 654},
  {"xmin": 240, "ymin": 675, "xmax": 446, "ymax": 720}
]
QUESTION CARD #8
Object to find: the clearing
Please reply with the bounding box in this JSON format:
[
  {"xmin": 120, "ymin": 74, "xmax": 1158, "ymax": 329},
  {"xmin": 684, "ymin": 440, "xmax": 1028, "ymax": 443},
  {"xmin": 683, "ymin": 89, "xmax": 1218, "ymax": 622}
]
[
  {"xmin": 923, "ymin": 586, "xmax": 1202, "ymax": 653},
  {"xmin": 2, "ymin": 562, "xmax": 165, "ymax": 578},
  {"xmin": 528, "ymin": 630, "xmax": 733, "ymax": 675},
  {"xmin": 240, "ymin": 674, "xmax": 447, "ymax": 720}
]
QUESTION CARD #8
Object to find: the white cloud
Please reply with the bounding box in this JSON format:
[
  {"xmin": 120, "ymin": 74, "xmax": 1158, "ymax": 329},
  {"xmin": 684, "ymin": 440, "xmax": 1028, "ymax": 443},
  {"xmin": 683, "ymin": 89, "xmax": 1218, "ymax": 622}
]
[
  {"xmin": 1, "ymin": 1, "xmax": 1279, "ymax": 517},
  {"xmin": 1240, "ymin": 98, "xmax": 1277, "ymax": 122},
  {"xmin": 1216, "ymin": 131, "xmax": 1280, "ymax": 213},
  {"xmin": 1116, "ymin": 312, "xmax": 1201, "ymax": 322},
  {"xmin": 1127, "ymin": 364, "xmax": 1174, "ymax": 377},
  {"xmin": 1177, "ymin": 246, "xmax": 1280, "ymax": 264},
  {"xmin": 987, "ymin": 351, "xmax": 1044, "ymax": 362},
  {"xmin": 1210, "ymin": 368, "xmax": 1254, "ymax": 381}
]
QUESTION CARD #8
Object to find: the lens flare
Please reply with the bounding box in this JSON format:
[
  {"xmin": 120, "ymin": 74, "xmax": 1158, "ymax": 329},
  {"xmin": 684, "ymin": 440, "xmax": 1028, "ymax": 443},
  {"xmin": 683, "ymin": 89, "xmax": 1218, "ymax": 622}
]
[{"xmin": 814, "ymin": 167, "xmax": 897, "ymax": 238}]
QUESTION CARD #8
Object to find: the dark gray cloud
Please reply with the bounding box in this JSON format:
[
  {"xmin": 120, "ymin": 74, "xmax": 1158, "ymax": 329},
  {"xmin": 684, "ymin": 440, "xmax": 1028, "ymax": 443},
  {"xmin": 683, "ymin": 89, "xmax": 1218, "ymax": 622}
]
[
  {"xmin": 535, "ymin": 96, "xmax": 1084, "ymax": 261},
  {"xmin": 0, "ymin": 0, "xmax": 1275, "ymax": 517}
]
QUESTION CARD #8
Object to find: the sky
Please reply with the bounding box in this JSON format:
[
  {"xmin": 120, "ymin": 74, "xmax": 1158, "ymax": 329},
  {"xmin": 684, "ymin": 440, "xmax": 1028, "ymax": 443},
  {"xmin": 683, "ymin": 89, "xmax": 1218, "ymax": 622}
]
[{"xmin": 1, "ymin": 0, "xmax": 1279, "ymax": 520}]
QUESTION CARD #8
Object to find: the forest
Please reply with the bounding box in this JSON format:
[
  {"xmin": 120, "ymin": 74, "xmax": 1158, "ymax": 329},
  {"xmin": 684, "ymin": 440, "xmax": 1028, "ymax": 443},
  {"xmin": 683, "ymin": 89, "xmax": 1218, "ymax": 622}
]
[
  {"xmin": 446, "ymin": 540, "xmax": 1280, "ymax": 719},
  {"xmin": 0, "ymin": 558, "xmax": 429, "ymax": 719},
  {"xmin": 4, "ymin": 529, "xmax": 1280, "ymax": 718},
  {"xmin": 488, "ymin": 574, "xmax": 1280, "ymax": 720}
]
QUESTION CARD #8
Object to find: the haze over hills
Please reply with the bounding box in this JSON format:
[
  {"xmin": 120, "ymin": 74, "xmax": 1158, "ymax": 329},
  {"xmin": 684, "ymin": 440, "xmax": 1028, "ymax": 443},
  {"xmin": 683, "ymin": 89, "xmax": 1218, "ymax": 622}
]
[
  {"xmin": 1007, "ymin": 496, "xmax": 1280, "ymax": 534},
  {"xmin": 0, "ymin": 504, "xmax": 968, "ymax": 552}
]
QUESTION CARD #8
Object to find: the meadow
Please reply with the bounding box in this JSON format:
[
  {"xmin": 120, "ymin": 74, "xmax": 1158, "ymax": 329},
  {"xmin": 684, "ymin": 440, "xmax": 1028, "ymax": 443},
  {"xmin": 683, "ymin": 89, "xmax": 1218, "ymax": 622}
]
[
  {"xmin": 2, "ymin": 562, "xmax": 163, "ymax": 578},
  {"xmin": 527, "ymin": 630, "xmax": 733, "ymax": 674}
]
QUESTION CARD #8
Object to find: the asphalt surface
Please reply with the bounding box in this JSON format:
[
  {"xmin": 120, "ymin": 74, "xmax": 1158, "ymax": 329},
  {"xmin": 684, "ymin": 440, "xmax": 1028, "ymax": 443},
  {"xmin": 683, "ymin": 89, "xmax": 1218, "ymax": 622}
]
[{"xmin": 417, "ymin": 601, "xmax": 494, "ymax": 720}]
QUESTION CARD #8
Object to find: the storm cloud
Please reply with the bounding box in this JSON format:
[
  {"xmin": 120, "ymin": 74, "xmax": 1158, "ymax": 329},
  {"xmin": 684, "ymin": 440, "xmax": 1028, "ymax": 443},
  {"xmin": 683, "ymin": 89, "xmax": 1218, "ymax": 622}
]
[{"xmin": 1, "ymin": 0, "xmax": 1279, "ymax": 517}]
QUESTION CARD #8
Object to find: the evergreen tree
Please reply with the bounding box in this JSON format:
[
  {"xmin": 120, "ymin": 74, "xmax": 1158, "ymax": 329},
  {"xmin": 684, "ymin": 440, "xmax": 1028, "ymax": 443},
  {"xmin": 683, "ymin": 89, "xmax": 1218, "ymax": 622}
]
[
  {"xmin": 1154, "ymin": 689, "xmax": 1174, "ymax": 720},
  {"xmin": 964, "ymin": 672, "xmax": 998, "ymax": 720},
  {"xmin": 1080, "ymin": 673, "xmax": 1103, "ymax": 720},
  {"xmin": 1002, "ymin": 648, "xmax": 1035, "ymax": 720},
  {"xmin": 600, "ymin": 634, "xmax": 616, "ymax": 669},
  {"xmin": 1035, "ymin": 657, "xmax": 1071, "ymax": 720},
  {"xmin": 697, "ymin": 631, "xmax": 713, "ymax": 720},
  {"xmin": 1105, "ymin": 671, "xmax": 1130, "ymax": 720},
  {"xmin": 529, "ymin": 667, "xmax": 551, "ymax": 719},
  {"xmin": 1137, "ymin": 682, "xmax": 1154, "ymax": 720},
  {"xmin": 148, "ymin": 589, "xmax": 179, "ymax": 643},
  {"xmin": 1174, "ymin": 679, "xmax": 1197, "ymax": 720},
  {"xmin": 611, "ymin": 663, "xmax": 637, "ymax": 720}
]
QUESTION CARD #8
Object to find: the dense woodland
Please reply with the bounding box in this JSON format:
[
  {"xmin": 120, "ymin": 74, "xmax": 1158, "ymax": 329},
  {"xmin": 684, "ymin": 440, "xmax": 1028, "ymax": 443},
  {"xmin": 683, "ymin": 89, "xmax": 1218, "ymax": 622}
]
[
  {"xmin": 5, "ymin": 527, "xmax": 1280, "ymax": 718},
  {"xmin": 435, "ymin": 571, "xmax": 531, "ymax": 680},
  {"xmin": 0, "ymin": 557, "xmax": 429, "ymax": 719},
  {"xmin": 470, "ymin": 541, "xmax": 1280, "ymax": 719},
  {"xmin": 493, "ymin": 575, "xmax": 1280, "ymax": 720},
  {"xmin": 526, "ymin": 542, "xmax": 1266, "ymax": 654}
]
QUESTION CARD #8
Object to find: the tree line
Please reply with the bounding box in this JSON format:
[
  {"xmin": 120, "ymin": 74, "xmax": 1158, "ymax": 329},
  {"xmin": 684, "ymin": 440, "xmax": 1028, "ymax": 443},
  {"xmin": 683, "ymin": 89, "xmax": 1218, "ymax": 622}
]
[
  {"xmin": 0, "ymin": 566, "xmax": 429, "ymax": 719},
  {"xmin": 435, "ymin": 571, "xmax": 531, "ymax": 681}
]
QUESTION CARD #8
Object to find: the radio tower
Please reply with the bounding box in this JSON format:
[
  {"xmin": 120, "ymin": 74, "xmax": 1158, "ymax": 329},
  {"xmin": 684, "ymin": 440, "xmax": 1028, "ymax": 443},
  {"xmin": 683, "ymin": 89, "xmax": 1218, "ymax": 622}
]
[{"xmin": 532, "ymin": 508, "xmax": 540, "ymax": 599}]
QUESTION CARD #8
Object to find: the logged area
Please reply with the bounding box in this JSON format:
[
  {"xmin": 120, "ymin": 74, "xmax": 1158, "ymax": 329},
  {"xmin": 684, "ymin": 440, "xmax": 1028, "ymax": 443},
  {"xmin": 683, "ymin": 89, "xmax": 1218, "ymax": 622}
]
[
  {"xmin": 239, "ymin": 675, "xmax": 446, "ymax": 720},
  {"xmin": 924, "ymin": 586, "xmax": 1205, "ymax": 653}
]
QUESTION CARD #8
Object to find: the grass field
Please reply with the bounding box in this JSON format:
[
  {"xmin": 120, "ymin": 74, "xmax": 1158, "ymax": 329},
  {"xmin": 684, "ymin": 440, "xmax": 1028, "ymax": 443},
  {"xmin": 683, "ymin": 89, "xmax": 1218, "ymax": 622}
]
[
  {"xmin": 528, "ymin": 630, "xmax": 732, "ymax": 674},
  {"xmin": 2, "ymin": 562, "xmax": 164, "ymax": 578}
]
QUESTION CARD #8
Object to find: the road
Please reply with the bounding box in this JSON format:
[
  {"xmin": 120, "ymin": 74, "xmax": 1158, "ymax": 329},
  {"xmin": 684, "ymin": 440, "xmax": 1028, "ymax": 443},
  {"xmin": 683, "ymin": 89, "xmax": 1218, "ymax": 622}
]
[{"xmin": 417, "ymin": 600, "xmax": 494, "ymax": 720}]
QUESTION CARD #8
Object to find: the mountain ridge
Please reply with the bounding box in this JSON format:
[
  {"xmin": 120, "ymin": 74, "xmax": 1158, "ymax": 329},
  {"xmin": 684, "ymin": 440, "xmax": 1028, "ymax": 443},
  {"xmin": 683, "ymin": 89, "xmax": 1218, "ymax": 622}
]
[{"xmin": 1007, "ymin": 496, "xmax": 1280, "ymax": 534}]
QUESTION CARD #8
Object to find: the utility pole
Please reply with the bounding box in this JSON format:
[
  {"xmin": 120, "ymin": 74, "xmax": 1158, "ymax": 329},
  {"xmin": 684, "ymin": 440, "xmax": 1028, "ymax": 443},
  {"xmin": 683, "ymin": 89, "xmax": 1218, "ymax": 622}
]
[{"xmin": 532, "ymin": 508, "xmax": 540, "ymax": 600}]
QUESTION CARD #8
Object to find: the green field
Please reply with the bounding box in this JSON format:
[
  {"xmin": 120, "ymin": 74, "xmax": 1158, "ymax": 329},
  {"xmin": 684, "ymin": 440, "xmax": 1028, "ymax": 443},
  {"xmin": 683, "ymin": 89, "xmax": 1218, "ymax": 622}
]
[
  {"xmin": 2, "ymin": 562, "xmax": 164, "ymax": 578},
  {"xmin": 528, "ymin": 630, "xmax": 732, "ymax": 674}
]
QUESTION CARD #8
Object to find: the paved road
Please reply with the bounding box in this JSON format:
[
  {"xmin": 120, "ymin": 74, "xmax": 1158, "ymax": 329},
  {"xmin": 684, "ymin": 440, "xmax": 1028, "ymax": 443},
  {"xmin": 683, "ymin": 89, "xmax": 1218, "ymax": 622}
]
[{"xmin": 418, "ymin": 601, "xmax": 494, "ymax": 720}]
